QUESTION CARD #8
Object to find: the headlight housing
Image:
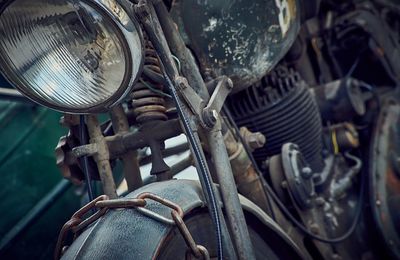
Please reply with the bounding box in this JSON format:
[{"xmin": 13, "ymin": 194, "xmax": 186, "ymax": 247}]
[{"xmin": 0, "ymin": 0, "xmax": 144, "ymax": 113}]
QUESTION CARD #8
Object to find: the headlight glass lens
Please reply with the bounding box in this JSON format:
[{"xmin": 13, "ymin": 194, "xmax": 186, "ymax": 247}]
[{"xmin": 0, "ymin": 0, "xmax": 135, "ymax": 112}]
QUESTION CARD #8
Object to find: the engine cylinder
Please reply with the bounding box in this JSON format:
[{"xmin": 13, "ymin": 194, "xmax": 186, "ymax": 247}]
[{"xmin": 228, "ymin": 66, "xmax": 324, "ymax": 172}]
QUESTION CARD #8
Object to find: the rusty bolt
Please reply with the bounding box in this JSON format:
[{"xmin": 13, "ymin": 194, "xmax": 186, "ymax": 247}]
[
  {"xmin": 247, "ymin": 132, "xmax": 266, "ymax": 150},
  {"xmin": 240, "ymin": 127, "xmax": 266, "ymax": 150},
  {"xmin": 202, "ymin": 109, "xmax": 218, "ymax": 128},
  {"xmin": 175, "ymin": 76, "xmax": 188, "ymax": 90}
]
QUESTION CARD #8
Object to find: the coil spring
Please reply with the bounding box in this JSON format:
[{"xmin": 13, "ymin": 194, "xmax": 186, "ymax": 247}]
[{"xmin": 131, "ymin": 44, "xmax": 168, "ymax": 123}]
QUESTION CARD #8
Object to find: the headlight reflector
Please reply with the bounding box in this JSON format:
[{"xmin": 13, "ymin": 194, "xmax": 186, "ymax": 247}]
[{"xmin": 0, "ymin": 0, "xmax": 143, "ymax": 113}]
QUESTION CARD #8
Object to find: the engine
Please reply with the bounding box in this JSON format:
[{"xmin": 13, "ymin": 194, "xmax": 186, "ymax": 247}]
[
  {"xmin": 227, "ymin": 66, "xmax": 324, "ymax": 172},
  {"xmin": 226, "ymin": 1, "xmax": 400, "ymax": 258}
]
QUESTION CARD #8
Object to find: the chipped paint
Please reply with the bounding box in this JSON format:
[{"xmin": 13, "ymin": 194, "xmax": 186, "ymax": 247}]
[
  {"xmin": 203, "ymin": 17, "xmax": 218, "ymax": 32},
  {"xmin": 176, "ymin": 0, "xmax": 300, "ymax": 91}
]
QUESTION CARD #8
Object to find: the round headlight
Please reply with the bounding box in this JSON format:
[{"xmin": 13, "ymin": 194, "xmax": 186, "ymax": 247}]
[{"xmin": 0, "ymin": 0, "xmax": 144, "ymax": 113}]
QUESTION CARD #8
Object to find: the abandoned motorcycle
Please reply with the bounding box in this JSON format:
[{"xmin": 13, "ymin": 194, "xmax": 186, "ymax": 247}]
[{"xmin": 0, "ymin": 0, "xmax": 399, "ymax": 259}]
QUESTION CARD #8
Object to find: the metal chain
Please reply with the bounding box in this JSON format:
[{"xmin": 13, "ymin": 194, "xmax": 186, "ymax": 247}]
[
  {"xmin": 54, "ymin": 193, "xmax": 210, "ymax": 260},
  {"xmin": 136, "ymin": 192, "xmax": 210, "ymax": 259}
]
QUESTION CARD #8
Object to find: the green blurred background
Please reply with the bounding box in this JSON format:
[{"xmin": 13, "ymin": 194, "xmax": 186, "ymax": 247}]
[{"xmin": 0, "ymin": 75, "xmax": 80, "ymax": 259}]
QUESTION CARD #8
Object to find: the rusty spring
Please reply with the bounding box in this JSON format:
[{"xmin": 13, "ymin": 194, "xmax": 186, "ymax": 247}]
[{"xmin": 131, "ymin": 43, "xmax": 169, "ymax": 123}]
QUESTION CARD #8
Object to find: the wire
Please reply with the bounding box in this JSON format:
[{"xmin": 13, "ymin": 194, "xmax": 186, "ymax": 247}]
[
  {"xmin": 171, "ymin": 55, "xmax": 181, "ymax": 73},
  {"xmin": 262, "ymin": 171, "xmax": 364, "ymax": 243},
  {"xmin": 79, "ymin": 115, "xmax": 95, "ymax": 202},
  {"xmin": 331, "ymin": 129, "xmax": 340, "ymax": 154},
  {"xmin": 222, "ymin": 106, "xmax": 364, "ymax": 244},
  {"xmin": 139, "ymin": 78, "xmax": 172, "ymax": 99},
  {"xmin": 163, "ymin": 73, "xmax": 223, "ymax": 260}
]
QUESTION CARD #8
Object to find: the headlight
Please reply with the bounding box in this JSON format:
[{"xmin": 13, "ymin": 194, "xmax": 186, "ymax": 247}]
[{"xmin": 0, "ymin": 0, "xmax": 144, "ymax": 113}]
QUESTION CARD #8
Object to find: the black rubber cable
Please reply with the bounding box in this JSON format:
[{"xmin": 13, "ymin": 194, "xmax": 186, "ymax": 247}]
[
  {"xmin": 79, "ymin": 115, "xmax": 95, "ymax": 202},
  {"xmin": 263, "ymin": 173, "xmax": 364, "ymax": 243},
  {"xmin": 223, "ymin": 106, "xmax": 364, "ymax": 244},
  {"xmin": 163, "ymin": 74, "xmax": 223, "ymax": 260}
]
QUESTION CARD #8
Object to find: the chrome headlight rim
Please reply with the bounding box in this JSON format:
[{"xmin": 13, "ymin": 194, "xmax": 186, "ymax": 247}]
[{"xmin": 0, "ymin": 0, "xmax": 144, "ymax": 114}]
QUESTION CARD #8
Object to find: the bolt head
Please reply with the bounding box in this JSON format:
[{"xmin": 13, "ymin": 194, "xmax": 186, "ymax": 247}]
[
  {"xmin": 248, "ymin": 132, "xmax": 266, "ymax": 149},
  {"xmin": 301, "ymin": 167, "xmax": 313, "ymax": 179}
]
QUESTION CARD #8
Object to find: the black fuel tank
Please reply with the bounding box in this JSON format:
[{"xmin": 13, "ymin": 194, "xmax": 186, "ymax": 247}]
[{"xmin": 171, "ymin": 0, "xmax": 301, "ymax": 92}]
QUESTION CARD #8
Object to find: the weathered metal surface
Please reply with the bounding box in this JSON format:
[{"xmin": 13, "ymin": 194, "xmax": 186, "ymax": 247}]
[
  {"xmin": 110, "ymin": 105, "xmax": 143, "ymax": 191},
  {"xmin": 150, "ymin": 2, "xmax": 255, "ymax": 258},
  {"xmin": 61, "ymin": 180, "xmax": 304, "ymax": 259},
  {"xmin": 281, "ymin": 143, "xmax": 315, "ymax": 209},
  {"xmin": 207, "ymin": 122, "xmax": 256, "ymax": 260},
  {"xmin": 369, "ymin": 99, "xmax": 400, "ymax": 258},
  {"xmin": 136, "ymin": 2, "xmax": 237, "ymax": 258},
  {"xmin": 202, "ymin": 76, "xmax": 233, "ymax": 128},
  {"xmin": 171, "ymin": 0, "xmax": 300, "ymax": 91},
  {"xmin": 224, "ymin": 126, "xmax": 272, "ymax": 215},
  {"xmin": 86, "ymin": 115, "xmax": 117, "ymax": 199},
  {"xmin": 131, "ymin": 41, "xmax": 168, "ymax": 123}
]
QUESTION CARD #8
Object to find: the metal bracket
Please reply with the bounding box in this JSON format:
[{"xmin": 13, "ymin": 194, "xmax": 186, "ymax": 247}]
[
  {"xmin": 202, "ymin": 76, "xmax": 233, "ymax": 127},
  {"xmin": 174, "ymin": 76, "xmax": 205, "ymax": 118},
  {"xmin": 174, "ymin": 76, "xmax": 233, "ymax": 128},
  {"xmin": 72, "ymin": 143, "xmax": 98, "ymax": 158}
]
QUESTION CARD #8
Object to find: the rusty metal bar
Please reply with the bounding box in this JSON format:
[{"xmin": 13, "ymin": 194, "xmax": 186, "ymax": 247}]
[
  {"xmin": 106, "ymin": 119, "xmax": 182, "ymax": 157},
  {"xmin": 110, "ymin": 106, "xmax": 143, "ymax": 191},
  {"xmin": 139, "ymin": 142, "xmax": 189, "ymax": 165},
  {"xmin": 207, "ymin": 124, "xmax": 256, "ymax": 260},
  {"xmin": 86, "ymin": 115, "xmax": 117, "ymax": 199},
  {"xmin": 153, "ymin": 2, "xmax": 255, "ymax": 259},
  {"xmin": 134, "ymin": 2, "xmax": 235, "ymax": 259}
]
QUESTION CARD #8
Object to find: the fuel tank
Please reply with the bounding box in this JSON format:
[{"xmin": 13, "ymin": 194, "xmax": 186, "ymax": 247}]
[{"xmin": 171, "ymin": 0, "xmax": 301, "ymax": 92}]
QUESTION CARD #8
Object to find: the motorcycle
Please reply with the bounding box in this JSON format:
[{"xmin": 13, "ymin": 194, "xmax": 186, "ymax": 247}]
[{"xmin": 0, "ymin": 0, "xmax": 399, "ymax": 259}]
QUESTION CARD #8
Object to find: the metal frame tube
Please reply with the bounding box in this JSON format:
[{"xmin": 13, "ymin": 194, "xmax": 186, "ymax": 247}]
[
  {"xmin": 110, "ymin": 105, "xmax": 143, "ymax": 191},
  {"xmin": 134, "ymin": 2, "xmax": 236, "ymax": 258},
  {"xmin": 86, "ymin": 115, "xmax": 118, "ymax": 199},
  {"xmin": 153, "ymin": 2, "xmax": 255, "ymax": 259}
]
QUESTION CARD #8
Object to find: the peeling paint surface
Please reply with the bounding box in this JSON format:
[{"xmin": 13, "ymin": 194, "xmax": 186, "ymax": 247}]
[{"xmin": 176, "ymin": 0, "xmax": 299, "ymax": 91}]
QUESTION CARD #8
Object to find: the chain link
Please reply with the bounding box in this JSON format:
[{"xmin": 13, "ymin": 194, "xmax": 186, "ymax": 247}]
[{"xmin": 54, "ymin": 192, "xmax": 210, "ymax": 260}]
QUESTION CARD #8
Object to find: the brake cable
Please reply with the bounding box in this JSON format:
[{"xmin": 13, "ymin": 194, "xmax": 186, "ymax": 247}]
[{"xmin": 163, "ymin": 73, "xmax": 223, "ymax": 260}]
